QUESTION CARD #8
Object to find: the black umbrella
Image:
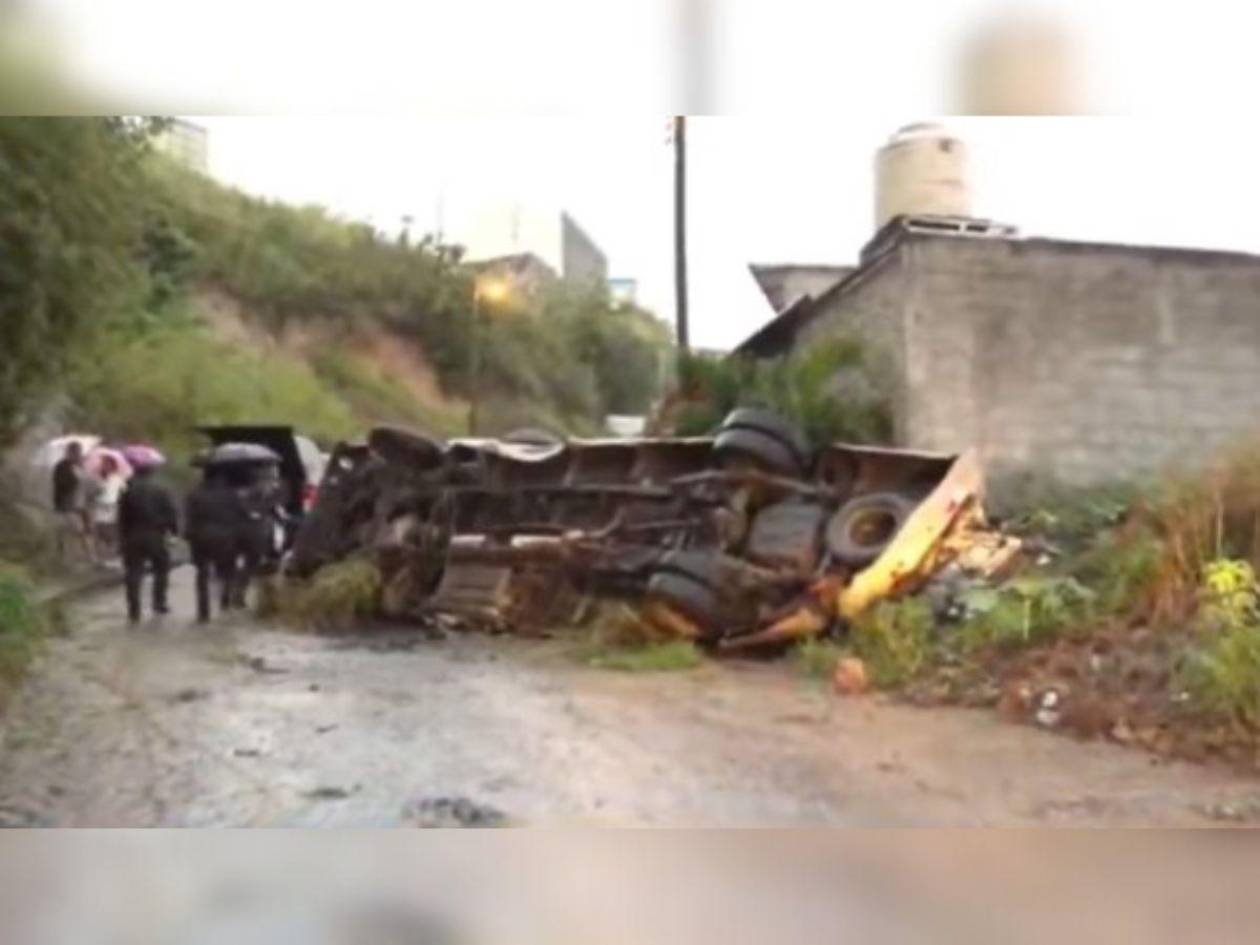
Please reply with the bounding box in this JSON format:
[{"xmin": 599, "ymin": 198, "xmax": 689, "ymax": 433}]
[{"xmin": 196, "ymin": 442, "xmax": 282, "ymax": 466}]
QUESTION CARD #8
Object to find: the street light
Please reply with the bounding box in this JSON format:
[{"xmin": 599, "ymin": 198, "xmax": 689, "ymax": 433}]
[{"xmin": 467, "ymin": 275, "xmax": 511, "ymax": 436}]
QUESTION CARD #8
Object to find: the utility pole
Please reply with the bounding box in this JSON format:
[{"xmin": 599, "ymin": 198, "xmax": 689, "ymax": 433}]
[
  {"xmin": 673, "ymin": 115, "xmax": 689, "ymax": 354},
  {"xmin": 467, "ymin": 289, "xmax": 481, "ymax": 437}
]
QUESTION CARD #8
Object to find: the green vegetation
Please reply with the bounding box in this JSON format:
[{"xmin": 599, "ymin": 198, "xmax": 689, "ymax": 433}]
[
  {"xmin": 838, "ymin": 443, "xmax": 1260, "ymax": 751},
  {"xmin": 0, "ymin": 118, "xmax": 157, "ymax": 444},
  {"xmin": 954, "ymin": 576, "xmax": 1095, "ymax": 653},
  {"xmin": 260, "ymin": 557, "xmax": 382, "ymax": 632},
  {"xmin": 0, "ymin": 502, "xmax": 56, "ymax": 576},
  {"xmin": 68, "ymin": 324, "xmax": 358, "ymax": 467},
  {"xmin": 586, "ymin": 640, "xmax": 703, "ymax": 672},
  {"xmin": 1003, "ymin": 480, "xmax": 1138, "ymax": 550},
  {"xmin": 792, "ymin": 636, "xmax": 846, "ymax": 681},
  {"xmin": 309, "ymin": 349, "xmax": 465, "ymax": 436},
  {"xmin": 663, "ymin": 335, "xmax": 893, "ymax": 443},
  {"xmin": 0, "ymin": 562, "xmax": 53, "ymax": 691},
  {"xmin": 1176, "ymin": 559, "xmax": 1260, "ymax": 725},
  {"xmin": 1069, "ymin": 525, "xmax": 1164, "ymax": 618},
  {"xmin": 849, "ymin": 597, "xmax": 935, "ymax": 688},
  {"xmin": 143, "ymin": 158, "xmax": 670, "ymax": 434}
]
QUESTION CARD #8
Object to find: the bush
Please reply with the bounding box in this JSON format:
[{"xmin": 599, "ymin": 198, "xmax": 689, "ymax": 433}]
[
  {"xmin": 260, "ymin": 558, "xmax": 382, "ymax": 632},
  {"xmin": 849, "ymin": 597, "xmax": 935, "ymax": 688},
  {"xmin": 0, "ymin": 500, "xmax": 56, "ymax": 576},
  {"xmin": 0, "ymin": 562, "xmax": 51, "ymax": 686},
  {"xmin": 792, "ymin": 636, "xmax": 846, "ymax": 681},
  {"xmin": 1070, "ymin": 525, "xmax": 1163, "ymax": 619},
  {"xmin": 1002, "ymin": 481, "xmax": 1137, "ymax": 548},
  {"xmin": 663, "ymin": 335, "xmax": 892, "ymax": 444},
  {"xmin": 956, "ymin": 576, "xmax": 1095, "ymax": 653},
  {"xmin": 1177, "ymin": 559, "xmax": 1260, "ymax": 725}
]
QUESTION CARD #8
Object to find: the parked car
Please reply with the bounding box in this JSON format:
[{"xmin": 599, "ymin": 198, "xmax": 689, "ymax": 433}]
[{"xmin": 195, "ymin": 425, "xmax": 329, "ymax": 563}]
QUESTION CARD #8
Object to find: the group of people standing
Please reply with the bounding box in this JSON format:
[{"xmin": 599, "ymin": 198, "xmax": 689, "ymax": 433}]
[
  {"xmin": 51, "ymin": 443, "xmax": 127, "ymax": 567},
  {"xmin": 51, "ymin": 444, "xmax": 275, "ymax": 624}
]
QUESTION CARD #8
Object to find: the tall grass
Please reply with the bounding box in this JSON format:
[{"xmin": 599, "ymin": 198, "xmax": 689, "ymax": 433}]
[
  {"xmin": 849, "ymin": 597, "xmax": 935, "ymax": 688},
  {"xmin": 1101, "ymin": 444, "xmax": 1260, "ymax": 626},
  {"xmin": 0, "ymin": 562, "xmax": 53, "ymax": 691}
]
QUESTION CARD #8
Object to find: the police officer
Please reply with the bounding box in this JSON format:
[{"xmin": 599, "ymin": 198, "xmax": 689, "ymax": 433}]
[
  {"xmin": 117, "ymin": 462, "xmax": 178, "ymax": 624},
  {"xmin": 231, "ymin": 465, "xmax": 281, "ymax": 608},
  {"xmin": 184, "ymin": 468, "xmax": 246, "ymax": 623}
]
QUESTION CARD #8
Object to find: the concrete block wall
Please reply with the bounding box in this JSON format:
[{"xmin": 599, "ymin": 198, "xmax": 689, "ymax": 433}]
[{"xmin": 903, "ymin": 236, "xmax": 1260, "ymax": 485}]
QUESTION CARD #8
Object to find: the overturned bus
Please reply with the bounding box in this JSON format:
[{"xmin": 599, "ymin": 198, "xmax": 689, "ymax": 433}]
[{"xmin": 289, "ymin": 409, "xmax": 1017, "ymax": 647}]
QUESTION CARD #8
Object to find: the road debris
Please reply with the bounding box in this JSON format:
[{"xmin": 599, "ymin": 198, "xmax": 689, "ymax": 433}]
[
  {"xmin": 239, "ymin": 654, "xmax": 288, "ymax": 675},
  {"xmin": 0, "ymin": 804, "xmax": 53, "ymax": 828},
  {"xmin": 401, "ymin": 795, "xmax": 509, "ymax": 828},
  {"xmin": 303, "ymin": 785, "xmax": 360, "ymax": 801},
  {"xmin": 169, "ymin": 688, "xmax": 209, "ymax": 705},
  {"xmin": 833, "ymin": 657, "xmax": 869, "ymax": 696},
  {"xmin": 287, "ymin": 409, "xmax": 1022, "ymax": 653}
]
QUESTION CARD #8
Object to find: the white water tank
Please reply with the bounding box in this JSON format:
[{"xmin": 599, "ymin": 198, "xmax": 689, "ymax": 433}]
[{"xmin": 874, "ymin": 123, "xmax": 970, "ymax": 230}]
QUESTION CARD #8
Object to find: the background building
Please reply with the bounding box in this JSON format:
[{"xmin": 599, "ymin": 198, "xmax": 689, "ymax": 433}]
[
  {"xmin": 458, "ymin": 202, "xmax": 609, "ymax": 287},
  {"xmin": 608, "ymin": 277, "xmax": 638, "ymax": 305},
  {"xmin": 735, "ymin": 123, "xmax": 1260, "ymax": 493},
  {"xmin": 155, "ymin": 119, "xmax": 208, "ymax": 173},
  {"xmin": 466, "ymin": 252, "xmax": 558, "ymax": 297}
]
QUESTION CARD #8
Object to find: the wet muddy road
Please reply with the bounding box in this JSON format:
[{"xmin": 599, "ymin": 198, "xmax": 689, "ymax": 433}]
[{"xmin": 2, "ymin": 569, "xmax": 1258, "ymax": 827}]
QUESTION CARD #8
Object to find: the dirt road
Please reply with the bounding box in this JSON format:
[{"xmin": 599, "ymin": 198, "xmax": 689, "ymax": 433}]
[{"xmin": 2, "ymin": 568, "xmax": 1258, "ymax": 827}]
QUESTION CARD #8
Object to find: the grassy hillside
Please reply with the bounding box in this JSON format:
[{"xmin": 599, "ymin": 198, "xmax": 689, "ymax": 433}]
[
  {"xmin": 0, "ymin": 118, "xmax": 672, "ymax": 464},
  {"xmin": 140, "ymin": 156, "xmax": 672, "ymax": 438}
]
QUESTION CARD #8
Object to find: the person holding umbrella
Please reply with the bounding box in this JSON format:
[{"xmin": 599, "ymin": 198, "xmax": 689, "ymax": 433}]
[
  {"xmin": 117, "ymin": 447, "xmax": 178, "ymax": 624},
  {"xmin": 185, "ymin": 443, "xmax": 279, "ymax": 621},
  {"xmin": 184, "ymin": 466, "xmax": 247, "ymax": 623},
  {"xmin": 51, "ymin": 441, "xmax": 96, "ymax": 567},
  {"xmin": 89, "ymin": 453, "xmax": 128, "ymax": 560}
]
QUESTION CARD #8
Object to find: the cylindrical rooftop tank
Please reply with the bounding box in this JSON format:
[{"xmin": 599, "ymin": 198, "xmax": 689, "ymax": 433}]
[{"xmin": 874, "ymin": 123, "xmax": 970, "ymax": 230}]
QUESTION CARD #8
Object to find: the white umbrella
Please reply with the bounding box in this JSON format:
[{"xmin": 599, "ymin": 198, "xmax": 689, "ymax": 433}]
[{"xmin": 30, "ymin": 434, "xmax": 101, "ymax": 471}]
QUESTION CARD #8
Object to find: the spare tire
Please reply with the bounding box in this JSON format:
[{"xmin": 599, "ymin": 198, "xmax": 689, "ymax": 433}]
[
  {"xmin": 713, "ymin": 427, "xmax": 803, "ymax": 478},
  {"xmin": 826, "ymin": 492, "xmax": 917, "ymax": 569},
  {"xmin": 646, "ymin": 570, "xmax": 719, "ymax": 632},
  {"xmin": 720, "ymin": 407, "xmax": 810, "ymax": 465}
]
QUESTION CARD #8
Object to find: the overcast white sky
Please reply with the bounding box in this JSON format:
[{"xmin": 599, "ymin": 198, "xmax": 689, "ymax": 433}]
[
  {"xmin": 198, "ymin": 117, "xmax": 1260, "ymax": 351},
  {"xmin": 20, "ymin": 0, "xmax": 1260, "ymax": 347}
]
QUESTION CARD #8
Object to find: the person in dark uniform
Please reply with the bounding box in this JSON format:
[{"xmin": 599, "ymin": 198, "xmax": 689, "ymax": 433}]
[
  {"xmin": 184, "ymin": 468, "xmax": 246, "ymax": 623},
  {"xmin": 230, "ymin": 466, "xmax": 281, "ymax": 609},
  {"xmin": 117, "ymin": 462, "xmax": 178, "ymax": 624}
]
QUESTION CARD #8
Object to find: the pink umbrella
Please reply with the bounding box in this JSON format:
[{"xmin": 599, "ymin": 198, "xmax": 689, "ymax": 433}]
[
  {"xmin": 84, "ymin": 447, "xmax": 133, "ymax": 480},
  {"xmin": 122, "ymin": 444, "xmax": 166, "ymax": 469}
]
